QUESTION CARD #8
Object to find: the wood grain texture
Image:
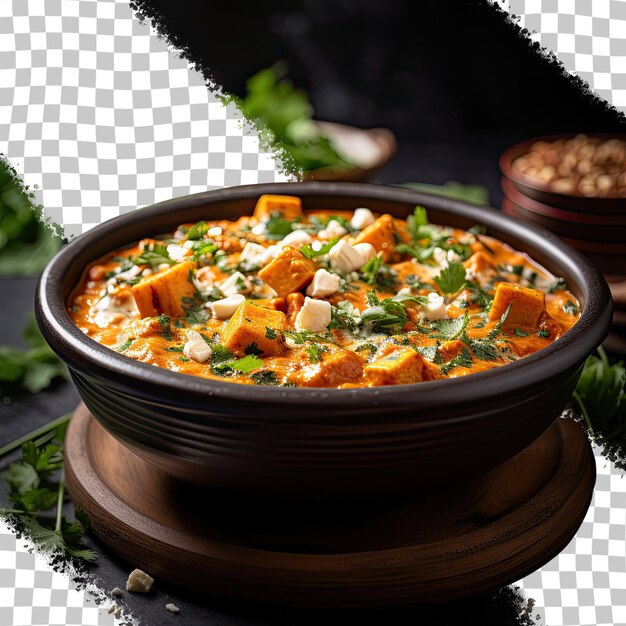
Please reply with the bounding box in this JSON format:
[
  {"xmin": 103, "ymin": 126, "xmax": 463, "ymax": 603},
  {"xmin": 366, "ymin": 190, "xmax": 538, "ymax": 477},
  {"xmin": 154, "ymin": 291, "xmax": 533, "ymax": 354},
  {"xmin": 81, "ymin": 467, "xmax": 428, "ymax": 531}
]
[{"xmin": 65, "ymin": 403, "xmax": 595, "ymax": 609}]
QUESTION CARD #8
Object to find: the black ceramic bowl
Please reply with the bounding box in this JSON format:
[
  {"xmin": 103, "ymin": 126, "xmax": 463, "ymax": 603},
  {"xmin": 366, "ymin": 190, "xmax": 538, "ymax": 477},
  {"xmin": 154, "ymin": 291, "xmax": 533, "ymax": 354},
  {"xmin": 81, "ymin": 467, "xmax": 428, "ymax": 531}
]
[{"xmin": 36, "ymin": 182, "xmax": 612, "ymax": 502}]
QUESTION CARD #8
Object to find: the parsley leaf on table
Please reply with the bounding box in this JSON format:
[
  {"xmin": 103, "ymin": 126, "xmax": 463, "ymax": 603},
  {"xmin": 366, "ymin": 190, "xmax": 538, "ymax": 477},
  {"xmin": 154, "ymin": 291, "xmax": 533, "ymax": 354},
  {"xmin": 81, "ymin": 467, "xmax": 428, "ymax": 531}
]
[
  {"xmin": 0, "ymin": 414, "xmax": 97, "ymax": 563},
  {"xmin": 0, "ymin": 316, "xmax": 68, "ymax": 394},
  {"xmin": 573, "ymin": 348, "xmax": 626, "ymax": 446}
]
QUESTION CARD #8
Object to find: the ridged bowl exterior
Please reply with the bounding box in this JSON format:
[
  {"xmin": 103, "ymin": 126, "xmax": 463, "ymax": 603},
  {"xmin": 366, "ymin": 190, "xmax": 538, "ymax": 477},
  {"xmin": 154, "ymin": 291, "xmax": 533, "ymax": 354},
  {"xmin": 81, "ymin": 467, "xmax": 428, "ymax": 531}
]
[{"xmin": 36, "ymin": 182, "xmax": 612, "ymax": 502}]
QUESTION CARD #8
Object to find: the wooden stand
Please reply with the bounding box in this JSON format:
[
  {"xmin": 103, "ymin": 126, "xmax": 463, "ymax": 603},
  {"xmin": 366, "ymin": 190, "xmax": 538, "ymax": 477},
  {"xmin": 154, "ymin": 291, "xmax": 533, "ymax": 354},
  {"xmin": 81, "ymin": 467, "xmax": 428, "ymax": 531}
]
[{"xmin": 65, "ymin": 403, "xmax": 595, "ymax": 609}]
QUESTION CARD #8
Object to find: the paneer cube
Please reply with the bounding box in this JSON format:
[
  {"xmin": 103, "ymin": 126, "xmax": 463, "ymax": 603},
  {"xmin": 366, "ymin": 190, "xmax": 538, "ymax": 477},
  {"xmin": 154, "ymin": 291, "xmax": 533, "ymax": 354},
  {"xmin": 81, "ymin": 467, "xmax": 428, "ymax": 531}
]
[
  {"xmin": 364, "ymin": 349, "xmax": 441, "ymax": 386},
  {"xmin": 489, "ymin": 282, "xmax": 546, "ymax": 330},
  {"xmin": 253, "ymin": 194, "xmax": 303, "ymax": 222},
  {"xmin": 352, "ymin": 214, "xmax": 396, "ymax": 261},
  {"xmin": 291, "ymin": 347, "xmax": 364, "ymax": 387},
  {"xmin": 131, "ymin": 261, "xmax": 196, "ymax": 318},
  {"xmin": 221, "ymin": 300, "xmax": 287, "ymax": 356},
  {"xmin": 258, "ymin": 247, "xmax": 318, "ymax": 298},
  {"xmin": 438, "ymin": 340, "xmax": 465, "ymax": 362}
]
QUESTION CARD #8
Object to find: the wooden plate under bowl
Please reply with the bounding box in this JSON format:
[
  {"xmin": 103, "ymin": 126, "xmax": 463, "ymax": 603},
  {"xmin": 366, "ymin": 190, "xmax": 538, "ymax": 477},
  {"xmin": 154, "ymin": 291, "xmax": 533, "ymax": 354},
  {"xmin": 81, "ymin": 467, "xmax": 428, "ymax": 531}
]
[{"xmin": 65, "ymin": 404, "xmax": 595, "ymax": 609}]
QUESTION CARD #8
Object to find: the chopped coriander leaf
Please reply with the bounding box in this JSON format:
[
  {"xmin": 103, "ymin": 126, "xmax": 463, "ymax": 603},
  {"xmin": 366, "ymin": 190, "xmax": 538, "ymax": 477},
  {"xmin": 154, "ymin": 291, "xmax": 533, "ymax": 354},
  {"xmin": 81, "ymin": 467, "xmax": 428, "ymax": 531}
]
[
  {"xmin": 466, "ymin": 282, "xmax": 493, "ymax": 311},
  {"xmin": 361, "ymin": 255, "xmax": 381, "ymax": 285},
  {"xmin": 212, "ymin": 354, "xmax": 263, "ymax": 375},
  {"xmin": 244, "ymin": 342, "xmax": 263, "ymax": 356},
  {"xmin": 467, "ymin": 337, "xmax": 500, "ymax": 361},
  {"xmin": 156, "ymin": 315, "xmax": 172, "ymax": 341},
  {"xmin": 179, "ymin": 356, "xmax": 190, "ymax": 362},
  {"xmin": 210, "ymin": 344, "xmax": 235, "ymax": 363},
  {"xmin": 329, "ymin": 301, "xmax": 359, "ymax": 332},
  {"xmin": 300, "ymin": 238, "xmax": 339, "ymax": 259},
  {"xmin": 306, "ymin": 342, "xmax": 329, "ymax": 363},
  {"xmin": 537, "ymin": 329, "xmax": 550, "ymax": 338},
  {"xmin": 186, "ymin": 221, "xmax": 209, "ymax": 240},
  {"xmin": 407, "ymin": 205, "xmax": 429, "ymax": 242},
  {"xmin": 354, "ymin": 342, "xmax": 377, "ymax": 356},
  {"xmin": 486, "ymin": 302, "xmax": 511, "ymax": 341},
  {"xmin": 265, "ymin": 327, "xmax": 278, "ymax": 340},
  {"xmin": 117, "ymin": 339, "xmax": 133, "ymax": 352},
  {"xmin": 134, "ymin": 243, "xmax": 174, "ymax": 268},
  {"xmin": 440, "ymin": 346, "xmax": 473, "ymax": 374},
  {"xmin": 563, "ymin": 300, "xmax": 579, "ymax": 315},
  {"xmin": 191, "ymin": 240, "xmax": 219, "ymax": 262},
  {"xmin": 360, "ymin": 256, "xmax": 399, "ymax": 291},
  {"xmin": 431, "ymin": 311, "xmax": 469, "ymax": 340},
  {"xmin": 165, "ymin": 346, "xmax": 184, "ymax": 353},
  {"xmin": 416, "ymin": 345, "xmax": 443, "ymax": 364},
  {"xmin": 392, "ymin": 293, "xmax": 428, "ymax": 307},
  {"xmin": 250, "ymin": 370, "xmax": 280, "ymax": 386},
  {"xmin": 433, "ymin": 262, "xmax": 466, "ymax": 295},
  {"xmin": 514, "ymin": 328, "xmax": 530, "ymax": 337},
  {"xmin": 184, "ymin": 309, "xmax": 209, "ymax": 325},
  {"xmin": 361, "ymin": 292, "xmax": 410, "ymax": 335},
  {"xmin": 265, "ymin": 211, "xmax": 297, "ymax": 240},
  {"xmin": 282, "ymin": 329, "xmax": 336, "ymax": 345}
]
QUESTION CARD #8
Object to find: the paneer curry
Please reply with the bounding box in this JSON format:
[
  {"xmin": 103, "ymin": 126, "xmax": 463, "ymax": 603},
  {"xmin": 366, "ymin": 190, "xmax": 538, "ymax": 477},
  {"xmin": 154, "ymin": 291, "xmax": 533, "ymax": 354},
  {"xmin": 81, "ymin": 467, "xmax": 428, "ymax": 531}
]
[{"xmin": 70, "ymin": 194, "xmax": 581, "ymax": 388}]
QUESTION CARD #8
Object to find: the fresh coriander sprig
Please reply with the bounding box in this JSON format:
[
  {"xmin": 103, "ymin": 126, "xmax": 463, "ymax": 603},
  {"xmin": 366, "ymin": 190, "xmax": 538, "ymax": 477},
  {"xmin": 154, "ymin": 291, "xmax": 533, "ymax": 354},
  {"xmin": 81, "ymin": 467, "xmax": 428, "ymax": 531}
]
[{"xmin": 1, "ymin": 414, "xmax": 97, "ymax": 562}]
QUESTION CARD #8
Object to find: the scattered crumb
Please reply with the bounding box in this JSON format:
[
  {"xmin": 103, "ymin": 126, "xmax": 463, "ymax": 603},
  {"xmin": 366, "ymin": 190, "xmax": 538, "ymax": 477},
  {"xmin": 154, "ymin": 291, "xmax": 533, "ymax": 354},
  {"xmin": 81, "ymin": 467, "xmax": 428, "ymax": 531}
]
[
  {"xmin": 126, "ymin": 568, "xmax": 154, "ymax": 593},
  {"xmin": 165, "ymin": 603, "xmax": 180, "ymax": 614},
  {"xmin": 107, "ymin": 603, "xmax": 118, "ymax": 615},
  {"xmin": 111, "ymin": 587, "xmax": 123, "ymax": 597}
]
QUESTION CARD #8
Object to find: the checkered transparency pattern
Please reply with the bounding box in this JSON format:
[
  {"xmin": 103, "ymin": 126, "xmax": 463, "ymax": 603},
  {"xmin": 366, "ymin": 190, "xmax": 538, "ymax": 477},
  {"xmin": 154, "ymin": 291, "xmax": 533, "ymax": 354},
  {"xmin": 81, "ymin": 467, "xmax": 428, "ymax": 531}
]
[
  {"xmin": 495, "ymin": 0, "xmax": 626, "ymax": 112},
  {"xmin": 0, "ymin": 520, "xmax": 117, "ymax": 626},
  {"xmin": 517, "ymin": 444, "xmax": 626, "ymax": 626},
  {"xmin": 0, "ymin": 0, "xmax": 288, "ymax": 239}
]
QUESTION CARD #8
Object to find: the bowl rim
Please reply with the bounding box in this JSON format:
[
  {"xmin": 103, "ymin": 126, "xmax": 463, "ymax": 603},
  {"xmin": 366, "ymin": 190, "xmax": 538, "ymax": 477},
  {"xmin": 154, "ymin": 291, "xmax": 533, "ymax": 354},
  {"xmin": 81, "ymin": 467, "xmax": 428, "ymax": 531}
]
[
  {"xmin": 36, "ymin": 181, "xmax": 612, "ymax": 408},
  {"xmin": 499, "ymin": 132, "xmax": 626, "ymax": 202}
]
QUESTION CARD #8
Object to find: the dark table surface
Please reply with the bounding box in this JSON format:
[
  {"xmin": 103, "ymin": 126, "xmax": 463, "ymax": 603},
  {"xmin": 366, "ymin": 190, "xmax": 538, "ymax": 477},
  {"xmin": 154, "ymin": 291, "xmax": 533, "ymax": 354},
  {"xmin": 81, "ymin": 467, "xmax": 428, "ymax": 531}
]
[{"xmin": 1, "ymin": 161, "xmax": 539, "ymax": 626}]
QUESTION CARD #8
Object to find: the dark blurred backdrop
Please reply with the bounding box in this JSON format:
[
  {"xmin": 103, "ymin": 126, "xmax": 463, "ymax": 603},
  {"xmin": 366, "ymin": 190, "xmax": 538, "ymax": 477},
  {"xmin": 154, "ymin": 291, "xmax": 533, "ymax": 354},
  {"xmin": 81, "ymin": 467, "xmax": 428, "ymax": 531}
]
[{"xmin": 137, "ymin": 0, "xmax": 625, "ymax": 204}]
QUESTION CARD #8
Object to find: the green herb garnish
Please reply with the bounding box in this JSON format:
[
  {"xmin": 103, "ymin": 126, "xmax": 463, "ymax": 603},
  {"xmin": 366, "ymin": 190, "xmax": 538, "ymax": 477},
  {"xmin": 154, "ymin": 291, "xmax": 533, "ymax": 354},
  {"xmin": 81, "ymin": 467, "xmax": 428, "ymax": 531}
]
[
  {"xmin": 0, "ymin": 316, "xmax": 68, "ymax": 394},
  {"xmin": 439, "ymin": 346, "xmax": 474, "ymax": 374},
  {"xmin": 305, "ymin": 343, "xmax": 328, "ymax": 363},
  {"xmin": 431, "ymin": 311, "xmax": 469, "ymax": 340},
  {"xmin": 300, "ymin": 238, "xmax": 339, "ymax": 259},
  {"xmin": 134, "ymin": 243, "xmax": 174, "ymax": 269},
  {"xmin": 156, "ymin": 314, "xmax": 172, "ymax": 341},
  {"xmin": 250, "ymin": 370, "xmax": 280, "ymax": 386},
  {"xmin": 1, "ymin": 414, "xmax": 97, "ymax": 562},
  {"xmin": 433, "ymin": 262, "xmax": 466, "ymax": 295},
  {"xmin": 212, "ymin": 354, "xmax": 263, "ymax": 376},
  {"xmin": 117, "ymin": 338, "xmax": 134, "ymax": 352}
]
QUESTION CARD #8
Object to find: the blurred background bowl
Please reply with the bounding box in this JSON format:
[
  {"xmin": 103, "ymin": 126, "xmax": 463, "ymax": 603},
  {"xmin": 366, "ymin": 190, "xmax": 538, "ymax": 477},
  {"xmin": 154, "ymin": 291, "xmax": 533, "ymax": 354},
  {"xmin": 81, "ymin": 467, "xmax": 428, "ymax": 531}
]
[
  {"xmin": 303, "ymin": 121, "xmax": 397, "ymax": 182},
  {"xmin": 499, "ymin": 134, "xmax": 626, "ymax": 214}
]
